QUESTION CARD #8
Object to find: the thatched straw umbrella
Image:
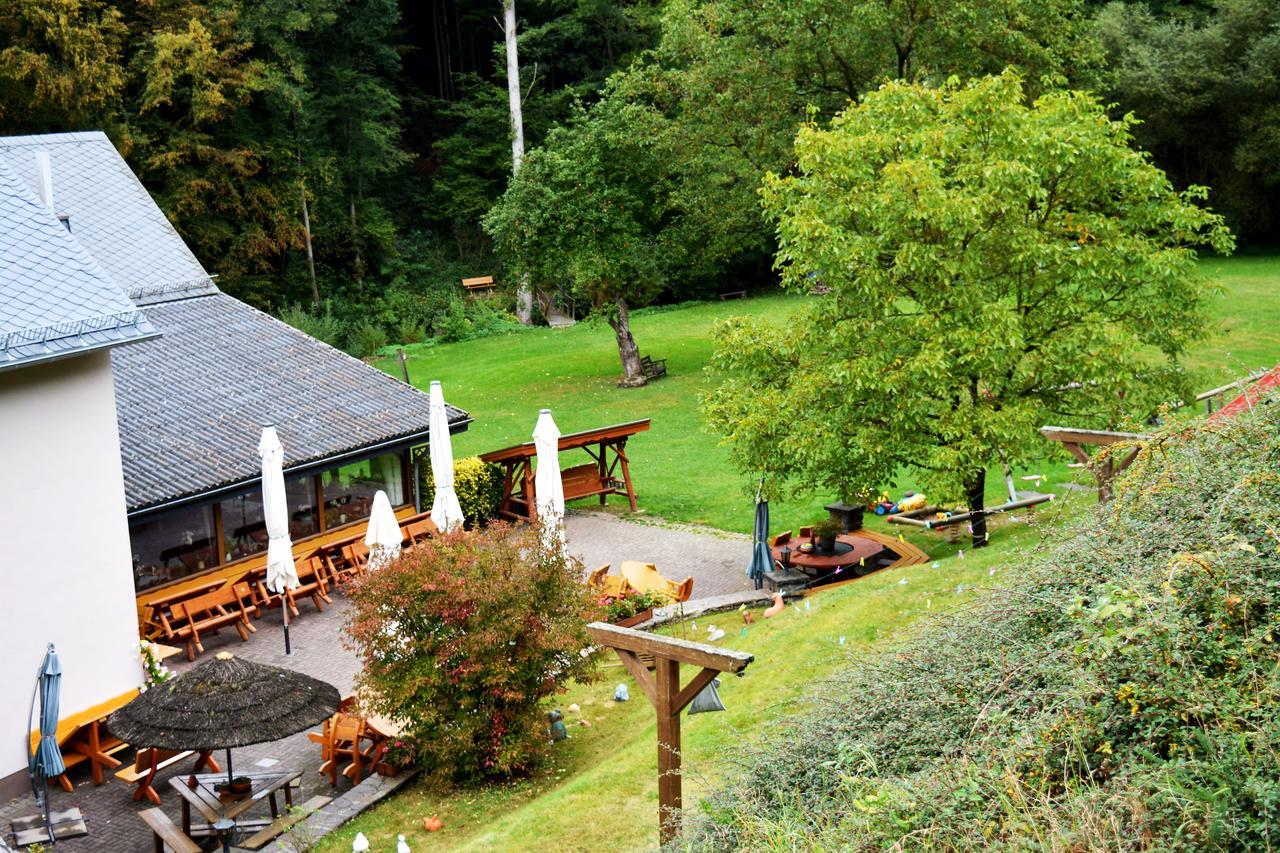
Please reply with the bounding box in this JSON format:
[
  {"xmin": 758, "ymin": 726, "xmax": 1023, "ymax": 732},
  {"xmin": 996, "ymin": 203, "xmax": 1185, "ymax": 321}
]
[{"xmin": 109, "ymin": 652, "xmax": 340, "ymax": 785}]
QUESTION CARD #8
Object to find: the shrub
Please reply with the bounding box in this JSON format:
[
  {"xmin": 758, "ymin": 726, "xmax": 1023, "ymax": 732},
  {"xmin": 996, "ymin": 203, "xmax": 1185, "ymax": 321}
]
[
  {"xmin": 344, "ymin": 522, "xmax": 597, "ymax": 781},
  {"xmin": 346, "ymin": 319, "xmax": 388, "ymax": 358},
  {"xmin": 277, "ymin": 303, "xmax": 345, "ymax": 348},
  {"xmin": 418, "ymin": 455, "xmax": 504, "ymax": 527},
  {"xmin": 686, "ymin": 401, "xmax": 1280, "ymax": 850}
]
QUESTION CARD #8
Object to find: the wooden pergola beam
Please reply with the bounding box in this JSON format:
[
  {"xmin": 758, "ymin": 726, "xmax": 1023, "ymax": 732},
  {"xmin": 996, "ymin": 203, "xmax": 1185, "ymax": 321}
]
[
  {"xmin": 586, "ymin": 622, "xmax": 753, "ymax": 845},
  {"xmin": 1039, "ymin": 425, "xmax": 1150, "ymax": 503}
]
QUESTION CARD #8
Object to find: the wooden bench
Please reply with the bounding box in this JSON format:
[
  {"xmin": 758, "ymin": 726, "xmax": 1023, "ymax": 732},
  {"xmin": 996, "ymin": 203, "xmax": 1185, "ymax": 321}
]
[
  {"xmin": 139, "ymin": 807, "xmax": 201, "ymax": 853},
  {"xmin": 561, "ymin": 464, "xmax": 615, "ymax": 502},
  {"xmin": 29, "ymin": 689, "xmax": 139, "ymax": 791},
  {"xmin": 116, "ymin": 748, "xmax": 218, "ymax": 805},
  {"xmin": 462, "ymin": 275, "xmax": 495, "ymax": 294},
  {"xmin": 640, "ymin": 355, "xmax": 667, "ymax": 380},
  {"xmin": 159, "ymin": 581, "xmax": 259, "ymax": 660},
  {"xmin": 719, "ymin": 290, "xmax": 747, "ymax": 300},
  {"xmin": 239, "ymin": 794, "xmax": 332, "ymax": 850},
  {"xmin": 402, "ymin": 515, "xmax": 439, "ymax": 544}
]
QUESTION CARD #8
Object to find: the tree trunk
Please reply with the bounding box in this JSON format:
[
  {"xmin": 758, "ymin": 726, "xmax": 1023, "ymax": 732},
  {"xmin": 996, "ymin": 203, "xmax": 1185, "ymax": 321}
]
[
  {"xmin": 965, "ymin": 469, "xmax": 989, "ymax": 548},
  {"xmin": 293, "ymin": 123, "xmax": 319, "ymax": 307},
  {"xmin": 504, "ymin": 0, "xmax": 534, "ymax": 325},
  {"xmin": 349, "ymin": 194, "xmax": 364, "ymax": 287},
  {"xmin": 608, "ymin": 297, "xmax": 646, "ymax": 387}
]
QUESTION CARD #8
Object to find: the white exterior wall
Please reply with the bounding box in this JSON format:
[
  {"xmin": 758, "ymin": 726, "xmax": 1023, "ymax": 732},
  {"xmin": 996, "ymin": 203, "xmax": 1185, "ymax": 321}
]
[{"xmin": 0, "ymin": 352, "xmax": 142, "ymax": 780}]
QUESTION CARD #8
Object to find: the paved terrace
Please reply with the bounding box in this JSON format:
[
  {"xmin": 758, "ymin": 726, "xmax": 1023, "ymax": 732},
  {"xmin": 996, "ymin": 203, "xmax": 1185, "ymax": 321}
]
[{"xmin": 1, "ymin": 512, "xmax": 752, "ymax": 851}]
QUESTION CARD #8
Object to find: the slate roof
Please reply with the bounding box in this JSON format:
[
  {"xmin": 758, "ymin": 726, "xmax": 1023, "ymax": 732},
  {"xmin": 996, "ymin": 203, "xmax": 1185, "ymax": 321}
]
[
  {"xmin": 0, "ymin": 132, "xmax": 211, "ymax": 295},
  {"xmin": 0, "ymin": 157, "xmax": 157, "ymax": 369},
  {"xmin": 0, "ymin": 132, "xmax": 467, "ymax": 512},
  {"xmin": 114, "ymin": 287, "xmax": 469, "ymax": 512}
]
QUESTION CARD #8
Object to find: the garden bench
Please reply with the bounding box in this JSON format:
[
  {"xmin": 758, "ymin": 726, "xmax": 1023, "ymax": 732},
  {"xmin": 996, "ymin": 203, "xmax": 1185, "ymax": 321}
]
[
  {"xmin": 718, "ymin": 290, "xmax": 746, "ymax": 300},
  {"xmin": 29, "ymin": 689, "xmax": 139, "ymax": 791},
  {"xmin": 138, "ymin": 807, "xmax": 201, "ymax": 853},
  {"xmin": 560, "ymin": 463, "xmax": 620, "ymax": 502},
  {"xmin": 277, "ymin": 554, "xmax": 332, "ymax": 615},
  {"xmin": 401, "ymin": 514, "xmax": 439, "ymax": 544},
  {"xmin": 334, "ymin": 541, "xmax": 369, "ymax": 583},
  {"xmin": 620, "ymin": 560, "xmax": 693, "ymax": 603},
  {"xmin": 239, "ymin": 794, "xmax": 332, "ymax": 850},
  {"xmin": 641, "ymin": 355, "xmax": 667, "ymax": 380},
  {"xmin": 161, "ymin": 581, "xmax": 258, "ymax": 660},
  {"xmin": 115, "ymin": 748, "xmax": 218, "ymax": 805},
  {"xmin": 462, "ymin": 275, "xmax": 495, "ymax": 294}
]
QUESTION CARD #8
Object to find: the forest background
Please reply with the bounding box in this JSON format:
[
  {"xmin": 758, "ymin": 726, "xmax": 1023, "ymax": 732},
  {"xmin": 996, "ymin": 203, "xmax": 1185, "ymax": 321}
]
[{"xmin": 2, "ymin": 0, "xmax": 1276, "ymax": 355}]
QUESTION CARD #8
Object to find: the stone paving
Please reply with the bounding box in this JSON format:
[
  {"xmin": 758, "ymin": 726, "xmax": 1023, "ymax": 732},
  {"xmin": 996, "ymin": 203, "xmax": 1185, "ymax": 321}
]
[{"xmin": 0, "ymin": 511, "xmax": 751, "ymax": 851}]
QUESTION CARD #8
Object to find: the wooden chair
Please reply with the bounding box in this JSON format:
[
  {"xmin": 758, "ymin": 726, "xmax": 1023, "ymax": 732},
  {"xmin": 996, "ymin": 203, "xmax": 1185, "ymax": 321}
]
[
  {"xmin": 640, "ymin": 355, "xmax": 667, "ymax": 379},
  {"xmin": 277, "ymin": 554, "xmax": 332, "ymax": 616},
  {"xmin": 313, "ymin": 713, "xmax": 378, "ymax": 786},
  {"xmin": 402, "ymin": 516, "xmax": 439, "ymax": 544},
  {"xmin": 798, "ymin": 526, "xmax": 812, "ymax": 539},
  {"xmin": 163, "ymin": 582, "xmax": 258, "ymax": 660},
  {"xmin": 116, "ymin": 748, "xmax": 219, "ymax": 805},
  {"xmin": 139, "ymin": 807, "xmax": 201, "ymax": 853},
  {"xmin": 770, "ymin": 530, "xmax": 792, "ymax": 548},
  {"xmin": 587, "ymin": 564, "xmax": 632, "ymax": 598},
  {"xmin": 619, "ymin": 561, "xmax": 694, "ymax": 604}
]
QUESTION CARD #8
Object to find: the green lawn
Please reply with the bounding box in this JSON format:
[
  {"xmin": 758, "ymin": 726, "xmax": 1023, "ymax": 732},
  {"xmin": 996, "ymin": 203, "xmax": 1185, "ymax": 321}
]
[
  {"xmin": 377, "ymin": 255, "xmax": 1280, "ymax": 537},
  {"xmin": 334, "ymin": 254, "xmax": 1280, "ymax": 851}
]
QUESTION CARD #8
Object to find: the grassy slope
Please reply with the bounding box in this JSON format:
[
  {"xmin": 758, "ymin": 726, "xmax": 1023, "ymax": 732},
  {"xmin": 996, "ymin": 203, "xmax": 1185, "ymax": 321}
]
[
  {"xmin": 317, "ymin": 495, "xmax": 1090, "ymax": 852},
  {"xmin": 329, "ymin": 255, "xmax": 1280, "ymax": 851}
]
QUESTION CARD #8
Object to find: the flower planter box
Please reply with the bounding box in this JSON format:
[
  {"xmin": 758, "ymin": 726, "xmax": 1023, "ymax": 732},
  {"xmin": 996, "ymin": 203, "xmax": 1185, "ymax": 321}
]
[{"xmin": 614, "ymin": 608, "xmax": 654, "ymax": 629}]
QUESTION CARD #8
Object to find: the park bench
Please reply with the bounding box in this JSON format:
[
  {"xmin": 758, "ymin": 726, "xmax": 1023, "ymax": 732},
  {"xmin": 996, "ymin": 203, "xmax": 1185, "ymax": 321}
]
[
  {"xmin": 138, "ymin": 807, "xmax": 201, "ymax": 853},
  {"xmin": 560, "ymin": 464, "xmax": 624, "ymax": 503},
  {"xmin": 462, "ymin": 275, "xmax": 495, "ymax": 295},
  {"xmin": 640, "ymin": 355, "xmax": 667, "ymax": 380},
  {"xmin": 116, "ymin": 747, "xmax": 219, "ymax": 805},
  {"xmin": 160, "ymin": 581, "xmax": 259, "ymax": 660},
  {"xmin": 718, "ymin": 290, "xmax": 746, "ymax": 300},
  {"xmin": 278, "ymin": 554, "xmax": 332, "ymax": 615}
]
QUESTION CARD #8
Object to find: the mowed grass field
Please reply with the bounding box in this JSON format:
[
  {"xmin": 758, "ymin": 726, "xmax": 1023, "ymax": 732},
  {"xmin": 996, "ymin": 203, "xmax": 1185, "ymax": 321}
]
[{"xmin": 378, "ymin": 254, "xmax": 1280, "ymax": 537}]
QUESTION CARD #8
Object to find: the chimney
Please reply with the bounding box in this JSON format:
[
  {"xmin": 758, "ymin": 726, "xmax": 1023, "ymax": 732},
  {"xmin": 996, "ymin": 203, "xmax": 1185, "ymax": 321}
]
[{"xmin": 33, "ymin": 151, "xmax": 70, "ymax": 231}]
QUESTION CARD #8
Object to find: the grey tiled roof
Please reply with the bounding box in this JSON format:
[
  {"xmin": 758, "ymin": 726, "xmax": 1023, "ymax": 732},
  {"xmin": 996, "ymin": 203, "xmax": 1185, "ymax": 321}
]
[
  {"xmin": 0, "ymin": 158, "xmax": 157, "ymax": 370},
  {"xmin": 114, "ymin": 289, "xmax": 468, "ymax": 511},
  {"xmin": 0, "ymin": 132, "xmax": 211, "ymax": 294}
]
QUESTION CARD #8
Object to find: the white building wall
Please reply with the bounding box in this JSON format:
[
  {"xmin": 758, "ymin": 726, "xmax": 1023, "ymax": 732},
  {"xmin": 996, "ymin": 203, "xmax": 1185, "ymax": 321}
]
[{"xmin": 0, "ymin": 352, "xmax": 142, "ymax": 781}]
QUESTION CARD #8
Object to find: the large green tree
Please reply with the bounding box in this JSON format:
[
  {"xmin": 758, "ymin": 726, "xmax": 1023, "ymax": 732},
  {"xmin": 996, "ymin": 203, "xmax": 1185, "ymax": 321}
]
[
  {"xmin": 484, "ymin": 98, "xmax": 668, "ymax": 385},
  {"xmin": 704, "ymin": 73, "xmax": 1233, "ymax": 547}
]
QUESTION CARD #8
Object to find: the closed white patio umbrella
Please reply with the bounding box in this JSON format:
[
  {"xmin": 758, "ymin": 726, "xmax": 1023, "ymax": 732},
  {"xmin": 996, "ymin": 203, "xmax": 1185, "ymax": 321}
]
[
  {"xmin": 259, "ymin": 424, "xmax": 299, "ymax": 654},
  {"xmin": 364, "ymin": 490, "xmax": 401, "ymax": 571},
  {"xmin": 533, "ymin": 408, "xmax": 565, "ymax": 551},
  {"xmin": 429, "ymin": 381, "xmax": 464, "ymax": 532}
]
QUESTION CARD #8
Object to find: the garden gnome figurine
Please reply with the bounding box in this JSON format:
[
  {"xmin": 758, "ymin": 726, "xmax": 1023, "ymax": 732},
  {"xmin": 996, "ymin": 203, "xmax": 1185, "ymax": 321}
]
[{"xmin": 548, "ymin": 709, "xmax": 568, "ymax": 742}]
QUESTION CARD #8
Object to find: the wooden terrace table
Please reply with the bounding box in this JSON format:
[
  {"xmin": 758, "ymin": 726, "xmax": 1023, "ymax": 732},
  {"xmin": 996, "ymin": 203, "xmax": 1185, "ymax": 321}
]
[
  {"xmin": 168, "ymin": 768, "xmax": 300, "ymax": 837},
  {"xmin": 771, "ymin": 533, "xmax": 884, "ymax": 576}
]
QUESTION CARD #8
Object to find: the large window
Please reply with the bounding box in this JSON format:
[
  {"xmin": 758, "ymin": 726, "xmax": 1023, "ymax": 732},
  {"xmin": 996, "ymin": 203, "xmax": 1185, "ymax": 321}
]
[
  {"xmin": 320, "ymin": 452, "xmax": 405, "ymax": 529},
  {"xmin": 219, "ymin": 475, "xmax": 318, "ymax": 562},
  {"xmin": 130, "ymin": 503, "xmax": 218, "ymax": 591}
]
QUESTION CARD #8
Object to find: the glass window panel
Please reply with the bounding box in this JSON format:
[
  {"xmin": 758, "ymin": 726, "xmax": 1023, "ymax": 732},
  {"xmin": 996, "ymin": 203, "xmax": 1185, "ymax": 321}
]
[
  {"xmin": 286, "ymin": 475, "xmax": 319, "ymax": 540},
  {"xmin": 129, "ymin": 503, "xmax": 217, "ymax": 592},
  {"xmin": 321, "ymin": 451, "xmax": 405, "ymax": 529},
  {"xmin": 220, "ymin": 488, "xmax": 266, "ymax": 563}
]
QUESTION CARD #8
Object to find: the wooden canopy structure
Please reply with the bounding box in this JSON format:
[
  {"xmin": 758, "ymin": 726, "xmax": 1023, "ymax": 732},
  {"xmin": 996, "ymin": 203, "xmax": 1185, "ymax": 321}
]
[
  {"xmin": 480, "ymin": 419, "xmax": 650, "ymax": 521},
  {"xmin": 586, "ymin": 622, "xmax": 753, "ymax": 845},
  {"xmin": 1040, "ymin": 426, "xmax": 1151, "ymax": 502}
]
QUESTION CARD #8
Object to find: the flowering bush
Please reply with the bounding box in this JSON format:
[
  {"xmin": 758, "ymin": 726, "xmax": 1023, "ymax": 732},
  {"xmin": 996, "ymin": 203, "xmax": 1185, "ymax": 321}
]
[
  {"xmin": 381, "ymin": 739, "xmax": 416, "ymax": 769},
  {"xmin": 596, "ymin": 589, "xmax": 665, "ymax": 623},
  {"xmin": 139, "ymin": 641, "xmax": 171, "ymax": 690},
  {"xmin": 344, "ymin": 522, "xmax": 597, "ymax": 781}
]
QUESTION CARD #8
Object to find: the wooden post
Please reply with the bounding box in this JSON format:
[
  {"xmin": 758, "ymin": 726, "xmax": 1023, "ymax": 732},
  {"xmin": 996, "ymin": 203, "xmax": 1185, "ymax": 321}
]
[
  {"xmin": 397, "ymin": 349, "xmax": 410, "ymax": 384},
  {"xmin": 1039, "ymin": 426, "xmax": 1150, "ymax": 504},
  {"xmin": 586, "ymin": 622, "xmax": 753, "ymax": 846},
  {"xmin": 616, "ymin": 442, "xmax": 638, "ymax": 512}
]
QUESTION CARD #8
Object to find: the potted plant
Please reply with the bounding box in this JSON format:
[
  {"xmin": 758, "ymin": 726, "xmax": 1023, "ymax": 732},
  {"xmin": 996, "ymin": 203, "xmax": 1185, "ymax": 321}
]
[
  {"xmin": 378, "ymin": 739, "xmax": 416, "ymax": 776},
  {"xmin": 598, "ymin": 590, "xmax": 665, "ymax": 628},
  {"xmin": 812, "ymin": 517, "xmax": 843, "ymax": 553}
]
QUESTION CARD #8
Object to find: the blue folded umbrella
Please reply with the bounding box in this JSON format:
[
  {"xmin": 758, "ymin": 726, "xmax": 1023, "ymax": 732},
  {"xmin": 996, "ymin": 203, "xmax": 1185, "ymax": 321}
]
[{"xmin": 747, "ymin": 497, "xmax": 772, "ymax": 590}]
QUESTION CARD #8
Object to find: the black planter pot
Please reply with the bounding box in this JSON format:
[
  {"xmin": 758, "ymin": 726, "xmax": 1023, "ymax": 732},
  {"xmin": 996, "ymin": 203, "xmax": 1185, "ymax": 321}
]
[
  {"xmin": 825, "ymin": 502, "xmax": 866, "ymax": 533},
  {"xmin": 816, "ymin": 535, "xmax": 837, "ymax": 553}
]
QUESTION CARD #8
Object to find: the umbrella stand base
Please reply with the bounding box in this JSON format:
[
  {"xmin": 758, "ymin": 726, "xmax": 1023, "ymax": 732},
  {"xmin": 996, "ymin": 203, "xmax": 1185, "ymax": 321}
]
[{"xmin": 11, "ymin": 807, "xmax": 88, "ymax": 846}]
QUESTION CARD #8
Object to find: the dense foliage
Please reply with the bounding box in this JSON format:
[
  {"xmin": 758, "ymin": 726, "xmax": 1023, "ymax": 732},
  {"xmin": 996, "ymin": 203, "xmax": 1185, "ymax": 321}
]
[
  {"xmin": 344, "ymin": 522, "xmax": 596, "ymax": 781},
  {"xmin": 687, "ymin": 400, "xmax": 1280, "ymax": 849},
  {"xmin": 704, "ymin": 73, "xmax": 1233, "ymax": 546},
  {"xmin": 416, "ymin": 455, "xmax": 505, "ymax": 528}
]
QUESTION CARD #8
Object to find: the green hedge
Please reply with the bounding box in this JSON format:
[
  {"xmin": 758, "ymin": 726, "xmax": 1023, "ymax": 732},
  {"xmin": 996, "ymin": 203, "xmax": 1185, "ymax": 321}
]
[
  {"xmin": 417, "ymin": 455, "xmax": 504, "ymax": 528},
  {"xmin": 687, "ymin": 401, "xmax": 1280, "ymax": 850}
]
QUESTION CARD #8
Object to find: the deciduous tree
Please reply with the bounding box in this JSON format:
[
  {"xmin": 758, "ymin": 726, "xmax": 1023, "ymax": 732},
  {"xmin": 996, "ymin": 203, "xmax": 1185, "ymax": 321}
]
[{"xmin": 704, "ymin": 73, "xmax": 1233, "ymax": 547}]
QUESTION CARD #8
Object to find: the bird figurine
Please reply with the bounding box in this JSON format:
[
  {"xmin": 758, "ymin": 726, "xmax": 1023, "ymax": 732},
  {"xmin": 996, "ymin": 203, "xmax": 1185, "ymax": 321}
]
[
  {"xmin": 352, "ymin": 832, "xmax": 370, "ymax": 852},
  {"xmin": 763, "ymin": 592, "xmax": 785, "ymax": 618},
  {"xmin": 567, "ymin": 703, "xmax": 580, "ymax": 714},
  {"xmin": 706, "ymin": 625, "xmax": 726, "ymax": 642},
  {"xmin": 397, "ymin": 834, "xmax": 411, "ymax": 853},
  {"xmin": 422, "ymin": 815, "xmax": 443, "ymax": 832}
]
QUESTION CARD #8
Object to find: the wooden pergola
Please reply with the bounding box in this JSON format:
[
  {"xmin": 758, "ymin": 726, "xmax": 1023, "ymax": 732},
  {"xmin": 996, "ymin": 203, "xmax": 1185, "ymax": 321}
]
[
  {"xmin": 1040, "ymin": 425, "xmax": 1151, "ymax": 502},
  {"xmin": 480, "ymin": 419, "xmax": 650, "ymax": 521},
  {"xmin": 586, "ymin": 622, "xmax": 753, "ymax": 845}
]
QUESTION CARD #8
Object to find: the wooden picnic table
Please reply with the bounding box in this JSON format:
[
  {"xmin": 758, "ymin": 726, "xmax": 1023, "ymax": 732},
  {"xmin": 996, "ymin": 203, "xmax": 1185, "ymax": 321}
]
[
  {"xmin": 168, "ymin": 768, "xmax": 300, "ymax": 837},
  {"xmin": 29, "ymin": 688, "xmax": 139, "ymax": 791}
]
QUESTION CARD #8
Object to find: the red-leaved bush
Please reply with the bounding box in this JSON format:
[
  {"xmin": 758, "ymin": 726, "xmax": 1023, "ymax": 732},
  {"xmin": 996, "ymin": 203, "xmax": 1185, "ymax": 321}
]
[{"xmin": 344, "ymin": 522, "xmax": 597, "ymax": 781}]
